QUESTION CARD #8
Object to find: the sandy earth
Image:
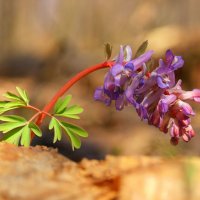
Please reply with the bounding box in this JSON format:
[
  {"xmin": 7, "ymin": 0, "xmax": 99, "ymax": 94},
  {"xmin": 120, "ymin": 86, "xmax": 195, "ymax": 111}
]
[{"xmin": 0, "ymin": 143, "xmax": 200, "ymax": 200}]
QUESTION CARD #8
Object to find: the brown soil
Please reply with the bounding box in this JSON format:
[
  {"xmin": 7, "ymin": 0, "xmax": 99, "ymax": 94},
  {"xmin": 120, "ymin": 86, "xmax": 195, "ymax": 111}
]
[{"xmin": 0, "ymin": 143, "xmax": 200, "ymax": 200}]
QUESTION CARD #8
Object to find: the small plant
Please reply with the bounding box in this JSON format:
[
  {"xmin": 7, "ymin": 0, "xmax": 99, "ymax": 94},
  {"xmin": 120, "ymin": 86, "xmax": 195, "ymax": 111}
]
[{"xmin": 0, "ymin": 41, "xmax": 200, "ymax": 149}]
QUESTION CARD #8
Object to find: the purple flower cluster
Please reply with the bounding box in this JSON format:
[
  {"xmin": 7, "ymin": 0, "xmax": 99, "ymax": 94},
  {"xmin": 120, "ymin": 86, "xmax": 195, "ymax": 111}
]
[{"xmin": 94, "ymin": 45, "xmax": 200, "ymax": 144}]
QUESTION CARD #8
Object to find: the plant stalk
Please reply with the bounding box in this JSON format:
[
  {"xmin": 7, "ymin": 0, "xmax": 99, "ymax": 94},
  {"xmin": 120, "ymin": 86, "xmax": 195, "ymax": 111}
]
[{"xmin": 31, "ymin": 61, "xmax": 113, "ymax": 140}]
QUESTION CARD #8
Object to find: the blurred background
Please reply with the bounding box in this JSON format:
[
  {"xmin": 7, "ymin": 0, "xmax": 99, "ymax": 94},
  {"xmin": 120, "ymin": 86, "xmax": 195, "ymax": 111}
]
[{"xmin": 1, "ymin": 0, "xmax": 200, "ymax": 161}]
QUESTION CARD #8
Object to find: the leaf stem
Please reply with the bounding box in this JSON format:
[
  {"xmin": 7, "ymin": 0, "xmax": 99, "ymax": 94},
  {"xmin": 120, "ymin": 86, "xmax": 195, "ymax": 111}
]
[
  {"xmin": 2, "ymin": 60, "xmax": 113, "ymax": 142},
  {"xmin": 28, "ymin": 112, "xmax": 41, "ymax": 123},
  {"xmin": 26, "ymin": 105, "xmax": 41, "ymax": 113},
  {"xmin": 26, "ymin": 105, "xmax": 53, "ymax": 119},
  {"xmin": 37, "ymin": 61, "xmax": 112, "ymax": 124}
]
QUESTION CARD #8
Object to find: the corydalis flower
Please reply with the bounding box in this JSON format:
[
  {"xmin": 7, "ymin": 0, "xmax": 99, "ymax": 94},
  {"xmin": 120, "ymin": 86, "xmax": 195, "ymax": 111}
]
[
  {"xmin": 94, "ymin": 45, "xmax": 153, "ymax": 110},
  {"xmin": 153, "ymin": 80, "xmax": 200, "ymax": 144},
  {"xmin": 94, "ymin": 44, "xmax": 200, "ymax": 145},
  {"xmin": 132, "ymin": 50, "xmax": 184, "ymax": 120}
]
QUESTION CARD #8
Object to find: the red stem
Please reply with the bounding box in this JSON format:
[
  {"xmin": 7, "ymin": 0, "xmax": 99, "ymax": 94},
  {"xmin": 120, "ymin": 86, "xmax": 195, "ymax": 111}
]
[{"xmin": 34, "ymin": 61, "xmax": 113, "ymax": 127}]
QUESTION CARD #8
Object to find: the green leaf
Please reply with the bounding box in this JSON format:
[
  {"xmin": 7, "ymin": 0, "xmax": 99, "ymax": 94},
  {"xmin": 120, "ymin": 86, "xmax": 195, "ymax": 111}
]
[
  {"xmin": 66, "ymin": 129, "xmax": 81, "ymax": 150},
  {"xmin": 0, "ymin": 101, "xmax": 26, "ymax": 114},
  {"xmin": 135, "ymin": 40, "xmax": 148, "ymax": 58},
  {"xmin": 0, "ymin": 102, "xmax": 24, "ymax": 115},
  {"xmin": 29, "ymin": 122, "xmax": 42, "ymax": 137},
  {"xmin": 16, "ymin": 87, "xmax": 29, "ymax": 105},
  {"xmin": 104, "ymin": 43, "xmax": 112, "ymax": 60},
  {"xmin": 2, "ymin": 87, "xmax": 30, "ymax": 107},
  {"xmin": 54, "ymin": 99, "xmax": 63, "ymax": 113},
  {"xmin": 65, "ymin": 105, "xmax": 84, "ymax": 115},
  {"xmin": 53, "ymin": 121, "xmax": 62, "ymax": 142},
  {"xmin": 57, "ymin": 114, "xmax": 80, "ymax": 119},
  {"xmin": 1, "ymin": 122, "xmax": 35, "ymax": 147},
  {"xmin": 5, "ymin": 101, "xmax": 26, "ymax": 108},
  {"xmin": 49, "ymin": 118, "xmax": 62, "ymax": 143},
  {"xmin": 61, "ymin": 122, "xmax": 88, "ymax": 138},
  {"xmin": 60, "ymin": 123, "xmax": 81, "ymax": 150},
  {"xmin": 1, "ymin": 123, "xmax": 39, "ymax": 147},
  {"xmin": 55, "ymin": 105, "xmax": 84, "ymax": 119},
  {"xmin": 23, "ymin": 90, "xmax": 29, "ymax": 104},
  {"xmin": 0, "ymin": 101, "xmax": 8, "ymax": 108},
  {"xmin": 0, "ymin": 122, "xmax": 26, "ymax": 133},
  {"xmin": 3, "ymin": 92, "xmax": 22, "ymax": 102},
  {"xmin": 0, "ymin": 107, "xmax": 18, "ymax": 115},
  {"xmin": 1, "ymin": 127, "xmax": 23, "ymax": 145},
  {"xmin": 0, "ymin": 101, "xmax": 25, "ymax": 114},
  {"xmin": 49, "ymin": 118, "xmax": 54, "ymax": 130},
  {"xmin": 0, "ymin": 115, "xmax": 26, "ymax": 123},
  {"xmin": 54, "ymin": 95, "xmax": 72, "ymax": 114},
  {"xmin": 20, "ymin": 125, "xmax": 31, "ymax": 147}
]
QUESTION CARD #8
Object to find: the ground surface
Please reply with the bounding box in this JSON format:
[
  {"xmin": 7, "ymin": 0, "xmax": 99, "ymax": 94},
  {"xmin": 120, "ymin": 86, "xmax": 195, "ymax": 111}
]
[{"xmin": 0, "ymin": 143, "xmax": 200, "ymax": 200}]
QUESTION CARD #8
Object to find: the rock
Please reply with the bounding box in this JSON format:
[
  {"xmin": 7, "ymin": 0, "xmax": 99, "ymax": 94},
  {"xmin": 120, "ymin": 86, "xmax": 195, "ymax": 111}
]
[{"xmin": 0, "ymin": 143, "xmax": 200, "ymax": 200}]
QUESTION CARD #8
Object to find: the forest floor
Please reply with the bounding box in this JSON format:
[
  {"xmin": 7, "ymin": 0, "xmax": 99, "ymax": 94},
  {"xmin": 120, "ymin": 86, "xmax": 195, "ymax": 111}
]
[{"xmin": 0, "ymin": 143, "xmax": 200, "ymax": 200}]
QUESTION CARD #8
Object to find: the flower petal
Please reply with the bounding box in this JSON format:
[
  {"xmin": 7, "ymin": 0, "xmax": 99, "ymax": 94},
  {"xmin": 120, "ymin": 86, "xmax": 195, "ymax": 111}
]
[
  {"xmin": 115, "ymin": 94, "xmax": 126, "ymax": 110},
  {"xmin": 159, "ymin": 114, "xmax": 170, "ymax": 133},
  {"xmin": 150, "ymin": 109, "xmax": 161, "ymax": 127},
  {"xmin": 110, "ymin": 64, "xmax": 124, "ymax": 76},
  {"xmin": 157, "ymin": 76, "xmax": 169, "ymax": 89},
  {"xmin": 170, "ymin": 121, "xmax": 180, "ymax": 138},
  {"xmin": 104, "ymin": 72, "xmax": 115, "ymax": 91},
  {"xmin": 137, "ymin": 106, "xmax": 148, "ymax": 119},
  {"xmin": 94, "ymin": 87, "xmax": 111, "ymax": 106},
  {"xmin": 165, "ymin": 49, "xmax": 174, "ymax": 66},
  {"xmin": 124, "ymin": 62, "xmax": 134, "ymax": 71},
  {"xmin": 130, "ymin": 50, "xmax": 154, "ymax": 71},
  {"xmin": 171, "ymin": 56, "xmax": 184, "ymax": 70},
  {"xmin": 158, "ymin": 94, "xmax": 177, "ymax": 114},
  {"xmin": 178, "ymin": 100, "xmax": 195, "ymax": 116},
  {"xmin": 181, "ymin": 125, "xmax": 195, "ymax": 142},
  {"xmin": 179, "ymin": 89, "xmax": 200, "ymax": 102},
  {"xmin": 168, "ymin": 72, "xmax": 175, "ymax": 87},
  {"xmin": 178, "ymin": 118, "xmax": 191, "ymax": 126}
]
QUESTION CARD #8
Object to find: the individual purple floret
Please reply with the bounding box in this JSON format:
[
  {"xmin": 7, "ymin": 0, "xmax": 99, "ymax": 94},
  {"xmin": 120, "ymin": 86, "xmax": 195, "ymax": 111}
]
[{"xmin": 94, "ymin": 45, "xmax": 200, "ymax": 144}]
